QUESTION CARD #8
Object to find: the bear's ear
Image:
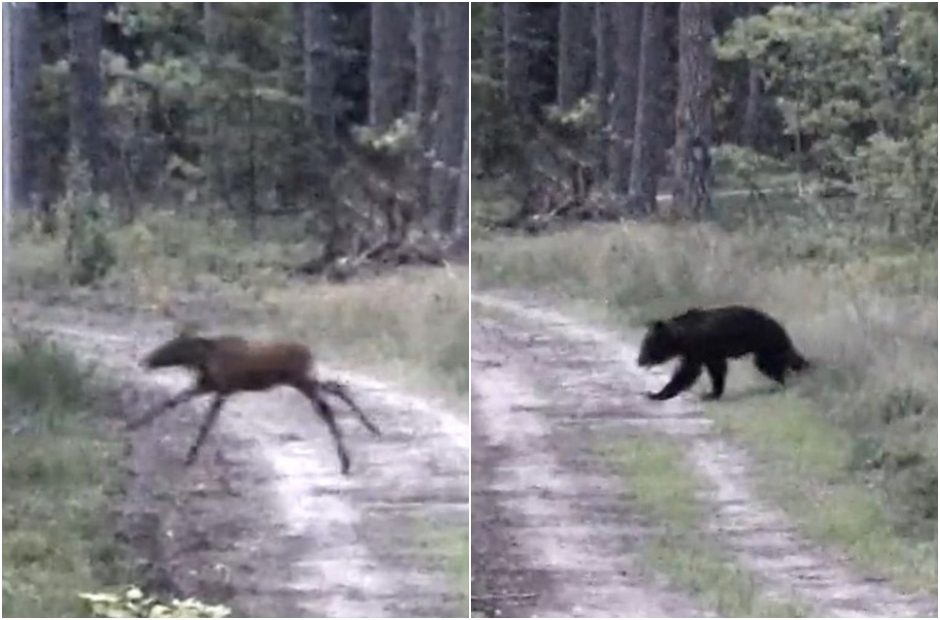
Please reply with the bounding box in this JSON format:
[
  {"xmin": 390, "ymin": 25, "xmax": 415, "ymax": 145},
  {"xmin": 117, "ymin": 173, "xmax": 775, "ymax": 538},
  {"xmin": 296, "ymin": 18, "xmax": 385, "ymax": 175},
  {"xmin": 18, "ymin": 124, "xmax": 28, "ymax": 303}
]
[{"xmin": 649, "ymin": 319, "xmax": 666, "ymax": 331}]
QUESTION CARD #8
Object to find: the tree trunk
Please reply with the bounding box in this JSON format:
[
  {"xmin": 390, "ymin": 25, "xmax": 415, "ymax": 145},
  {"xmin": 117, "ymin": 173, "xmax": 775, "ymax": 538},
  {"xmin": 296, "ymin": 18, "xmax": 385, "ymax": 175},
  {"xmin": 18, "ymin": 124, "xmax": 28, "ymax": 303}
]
[
  {"xmin": 628, "ymin": 3, "xmax": 668, "ymax": 215},
  {"xmin": 304, "ymin": 4, "xmax": 335, "ymax": 143},
  {"xmin": 503, "ymin": 3, "xmax": 529, "ymax": 113},
  {"xmin": 203, "ymin": 2, "xmax": 232, "ymax": 213},
  {"xmin": 369, "ymin": 3, "xmax": 409, "ymax": 128},
  {"xmin": 557, "ymin": 2, "xmax": 592, "ymax": 110},
  {"xmin": 455, "ymin": 119, "xmax": 469, "ymax": 243},
  {"xmin": 594, "ymin": 3, "xmax": 614, "ymax": 180},
  {"xmin": 68, "ymin": 2, "xmax": 105, "ymax": 192},
  {"xmin": 9, "ymin": 2, "xmax": 41, "ymax": 210},
  {"xmin": 741, "ymin": 63, "xmax": 762, "ymax": 149},
  {"xmin": 303, "ymin": 3, "xmax": 342, "ymax": 255},
  {"xmin": 481, "ymin": 2, "xmax": 503, "ymax": 84},
  {"xmin": 432, "ymin": 3, "xmax": 468, "ymax": 234},
  {"xmin": 607, "ymin": 4, "xmax": 641, "ymax": 197},
  {"xmin": 415, "ymin": 4, "xmax": 439, "ymax": 219},
  {"xmin": 673, "ymin": 2, "xmax": 714, "ymax": 218},
  {"xmin": 3, "ymin": 4, "xmax": 12, "ymax": 243}
]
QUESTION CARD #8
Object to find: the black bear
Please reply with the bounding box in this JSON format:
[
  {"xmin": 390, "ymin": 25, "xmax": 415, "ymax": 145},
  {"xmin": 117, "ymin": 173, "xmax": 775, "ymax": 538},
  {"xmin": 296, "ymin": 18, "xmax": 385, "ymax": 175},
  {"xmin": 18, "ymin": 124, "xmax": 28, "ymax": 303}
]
[{"xmin": 637, "ymin": 306, "xmax": 809, "ymax": 401}]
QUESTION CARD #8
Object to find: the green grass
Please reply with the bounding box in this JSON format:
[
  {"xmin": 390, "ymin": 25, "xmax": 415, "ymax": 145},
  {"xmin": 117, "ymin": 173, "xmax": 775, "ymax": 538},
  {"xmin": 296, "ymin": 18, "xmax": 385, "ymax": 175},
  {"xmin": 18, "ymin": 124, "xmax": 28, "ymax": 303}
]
[
  {"xmin": 600, "ymin": 438, "xmax": 806, "ymax": 617},
  {"xmin": 473, "ymin": 206, "xmax": 937, "ymax": 594},
  {"xmin": 2, "ymin": 333, "xmax": 129, "ymax": 617},
  {"xmin": 411, "ymin": 523, "xmax": 470, "ymax": 615},
  {"xmin": 708, "ymin": 385, "xmax": 938, "ymax": 594}
]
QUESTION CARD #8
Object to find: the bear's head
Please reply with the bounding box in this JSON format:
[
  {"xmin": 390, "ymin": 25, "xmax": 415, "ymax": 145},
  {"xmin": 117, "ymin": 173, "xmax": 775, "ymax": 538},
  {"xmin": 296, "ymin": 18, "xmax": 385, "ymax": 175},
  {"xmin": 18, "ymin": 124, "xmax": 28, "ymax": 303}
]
[{"xmin": 637, "ymin": 320, "xmax": 681, "ymax": 367}]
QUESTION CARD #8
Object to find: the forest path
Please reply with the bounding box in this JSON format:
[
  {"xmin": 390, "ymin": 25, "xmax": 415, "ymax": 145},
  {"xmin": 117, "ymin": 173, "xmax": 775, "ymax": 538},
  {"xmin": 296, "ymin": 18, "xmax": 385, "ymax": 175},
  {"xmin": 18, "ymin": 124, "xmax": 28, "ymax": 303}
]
[
  {"xmin": 8, "ymin": 302, "xmax": 468, "ymax": 618},
  {"xmin": 471, "ymin": 291, "xmax": 935, "ymax": 618}
]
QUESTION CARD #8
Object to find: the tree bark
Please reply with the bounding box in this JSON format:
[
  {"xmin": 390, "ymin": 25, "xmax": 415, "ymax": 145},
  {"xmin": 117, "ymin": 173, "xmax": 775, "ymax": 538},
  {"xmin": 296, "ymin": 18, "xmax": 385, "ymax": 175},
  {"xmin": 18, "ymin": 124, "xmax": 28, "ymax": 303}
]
[
  {"xmin": 557, "ymin": 2, "xmax": 592, "ymax": 110},
  {"xmin": 368, "ymin": 3, "xmax": 409, "ymax": 128},
  {"xmin": 594, "ymin": 3, "xmax": 614, "ymax": 179},
  {"xmin": 673, "ymin": 2, "xmax": 714, "ymax": 218},
  {"xmin": 415, "ymin": 4, "xmax": 439, "ymax": 218},
  {"xmin": 741, "ymin": 63, "xmax": 762, "ymax": 149},
  {"xmin": 503, "ymin": 3, "xmax": 529, "ymax": 113},
  {"xmin": 304, "ymin": 3, "xmax": 335, "ymax": 143},
  {"xmin": 607, "ymin": 4, "xmax": 641, "ymax": 197},
  {"xmin": 68, "ymin": 2, "xmax": 105, "ymax": 192},
  {"xmin": 9, "ymin": 2, "xmax": 41, "ymax": 209},
  {"xmin": 628, "ymin": 3, "xmax": 668, "ymax": 215},
  {"xmin": 481, "ymin": 2, "xmax": 503, "ymax": 84},
  {"xmin": 432, "ymin": 3, "xmax": 468, "ymax": 234}
]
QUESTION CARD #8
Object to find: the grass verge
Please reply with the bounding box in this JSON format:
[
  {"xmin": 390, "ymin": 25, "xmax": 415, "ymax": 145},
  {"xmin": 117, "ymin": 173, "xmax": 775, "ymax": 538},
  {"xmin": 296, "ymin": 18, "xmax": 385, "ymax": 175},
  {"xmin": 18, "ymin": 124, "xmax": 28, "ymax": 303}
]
[
  {"xmin": 411, "ymin": 522, "xmax": 470, "ymax": 615},
  {"xmin": 2, "ymin": 332, "xmax": 129, "ymax": 617},
  {"xmin": 707, "ymin": 384, "xmax": 937, "ymax": 593},
  {"xmin": 600, "ymin": 437, "xmax": 806, "ymax": 616}
]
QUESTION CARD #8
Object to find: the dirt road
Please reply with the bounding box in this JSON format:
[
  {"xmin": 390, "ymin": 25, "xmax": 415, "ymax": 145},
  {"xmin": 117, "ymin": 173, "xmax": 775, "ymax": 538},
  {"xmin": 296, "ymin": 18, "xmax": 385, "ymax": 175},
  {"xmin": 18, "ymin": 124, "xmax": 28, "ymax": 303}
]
[
  {"xmin": 10, "ymin": 302, "xmax": 468, "ymax": 618},
  {"xmin": 471, "ymin": 291, "xmax": 936, "ymax": 618}
]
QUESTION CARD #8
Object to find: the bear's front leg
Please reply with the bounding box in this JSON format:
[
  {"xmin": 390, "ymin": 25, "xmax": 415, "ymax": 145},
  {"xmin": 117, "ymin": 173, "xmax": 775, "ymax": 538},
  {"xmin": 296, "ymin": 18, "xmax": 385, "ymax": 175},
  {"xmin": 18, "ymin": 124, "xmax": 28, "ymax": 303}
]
[{"xmin": 646, "ymin": 359, "xmax": 702, "ymax": 401}]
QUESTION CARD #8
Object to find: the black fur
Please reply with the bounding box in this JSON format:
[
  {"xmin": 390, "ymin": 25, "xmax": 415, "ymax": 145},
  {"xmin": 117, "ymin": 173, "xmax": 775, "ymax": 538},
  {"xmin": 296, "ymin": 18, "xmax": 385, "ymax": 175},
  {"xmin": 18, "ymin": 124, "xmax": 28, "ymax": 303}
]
[{"xmin": 637, "ymin": 306, "xmax": 809, "ymax": 401}]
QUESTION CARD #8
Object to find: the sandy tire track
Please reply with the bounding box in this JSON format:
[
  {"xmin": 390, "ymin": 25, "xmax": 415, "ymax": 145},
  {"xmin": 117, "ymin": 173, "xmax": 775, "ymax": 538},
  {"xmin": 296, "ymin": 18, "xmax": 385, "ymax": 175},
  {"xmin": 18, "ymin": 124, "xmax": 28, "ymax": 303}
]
[
  {"xmin": 471, "ymin": 318, "xmax": 701, "ymax": 618},
  {"xmin": 10, "ymin": 303, "xmax": 468, "ymax": 618},
  {"xmin": 473, "ymin": 291, "xmax": 936, "ymax": 618}
]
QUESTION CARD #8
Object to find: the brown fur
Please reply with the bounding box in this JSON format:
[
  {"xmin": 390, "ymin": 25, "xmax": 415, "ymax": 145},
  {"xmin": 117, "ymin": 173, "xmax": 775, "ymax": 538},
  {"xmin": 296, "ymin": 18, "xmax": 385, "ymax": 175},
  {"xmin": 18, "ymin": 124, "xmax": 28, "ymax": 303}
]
[{"xmin": 133, "ymin": 332, "xmax": 380, "ymax": 474}]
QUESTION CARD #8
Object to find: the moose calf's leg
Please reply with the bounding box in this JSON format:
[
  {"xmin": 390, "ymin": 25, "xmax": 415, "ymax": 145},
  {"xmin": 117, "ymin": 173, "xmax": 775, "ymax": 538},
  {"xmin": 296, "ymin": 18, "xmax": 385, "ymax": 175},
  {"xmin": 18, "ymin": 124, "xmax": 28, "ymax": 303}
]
[
  {"xmin": 185, "ymin": 395, "xmax": 225, "ymax": 466},
  {"xmin": 320, "ymin": 380, "xmax": 381, "ymax": 436},
  {"xmin": 128, "ymin": 385, "xmax": 203, "ymax": 430},
  {"xmin": 296, "ymin": 381, "xmax": 351, "ymax": 474},
  {"xmin": 647, "ymin": 359, "xmax": 702, "ymax": 401}
]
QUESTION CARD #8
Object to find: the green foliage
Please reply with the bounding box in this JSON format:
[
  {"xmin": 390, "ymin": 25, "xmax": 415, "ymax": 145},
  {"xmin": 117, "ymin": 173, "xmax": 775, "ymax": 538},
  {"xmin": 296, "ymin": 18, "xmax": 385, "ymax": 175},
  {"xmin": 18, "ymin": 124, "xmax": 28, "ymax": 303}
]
[
  {"xmin": 717, "ymin": 4, "xmax": 938, "ymax": 240},
  {"xmin": 352, "ymin": 115, "xmax": 419, "ymax": 157},
  {"xmin": 58, "ymin": 150, "xmax": 117, "ymax": 285},
  {"xmin": 545, "ymin": 95, "xmax": 600, "ymax": 130},
  {"xmin": 2, "ymin": 331, "xmax": 97, "ymax": 433},
  {"xmin": 80, "ymin": 587, "xmax": 231, "ymax": 618},
  {"xmin": 3, "ymin": 336, "xmax": 129, "ymax": 617}
]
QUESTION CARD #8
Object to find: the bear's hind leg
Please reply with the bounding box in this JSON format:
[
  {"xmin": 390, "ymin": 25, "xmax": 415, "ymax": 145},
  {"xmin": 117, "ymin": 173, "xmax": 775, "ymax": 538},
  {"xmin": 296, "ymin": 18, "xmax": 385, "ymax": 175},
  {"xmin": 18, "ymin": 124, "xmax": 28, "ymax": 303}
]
[
  {"xmin": 704, "ymin": 358, "xmax": 728, "ymax": 399},
  {"xmin": 755, "ymin": 351, "xmax": 787, "ymax": 385}
]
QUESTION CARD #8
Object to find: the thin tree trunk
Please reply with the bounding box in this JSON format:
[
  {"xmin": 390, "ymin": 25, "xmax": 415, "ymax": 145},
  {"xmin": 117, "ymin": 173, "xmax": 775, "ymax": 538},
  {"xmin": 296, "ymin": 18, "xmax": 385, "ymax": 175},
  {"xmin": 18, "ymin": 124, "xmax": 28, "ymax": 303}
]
[
  {"xmin": 415, "ymin": 4, "xmax": 439, "ymax": 219},
  {"xmin": 9, "ymin": 2, "xmax": 41, "ymax": 210},
  {"xmin": 3, "ymin": 4, "xmax": 12, "ymax": 245},
  {"xmin": 68, "ymin": 2, "xmax": 105, "ymax": 192},
  {"xmin": 607, "ymin": 4, "xmax": 641, "ymax": 197},
  {"xmin": 304, "ymin": 3, "xmax": 335, "ymax": 143},
  {"xmin": 455, "ymin": 119, "xmax": 469, "ymax": 243},
  {"xmin": 557, "ymin": 2, "xmax": 592, "ymax": 110},
  {"xmin": 503, "ymin": 3, "xmax": 529, "ymax": 113},
  {"xmin": 204, "ymin": 2, "xmax": 232, "ymax": 213},
  {"xmin": 369, "ymin": 3, "xmax": 409, "ymax": 128},
  {"xmin": 433, "ymin": 3, "xmax": 468, "ymax": 234},
  {"xmin": 741, "ymin": 63, "xmax": 762, "ymax": 149},
  {"xmin": 673, "ymin": 2, "xmax": 715, "ymax": 218},
  {"xmin": 481, "ymin": 2, "xmax": 503, "ymax": 84},
  {"xmin": 594, "ymin": 2, "xmax": 614, "ymax": 180},
  {"xmin": 628, "ymin": 3, "xmax": 668, "ymax": 215}
]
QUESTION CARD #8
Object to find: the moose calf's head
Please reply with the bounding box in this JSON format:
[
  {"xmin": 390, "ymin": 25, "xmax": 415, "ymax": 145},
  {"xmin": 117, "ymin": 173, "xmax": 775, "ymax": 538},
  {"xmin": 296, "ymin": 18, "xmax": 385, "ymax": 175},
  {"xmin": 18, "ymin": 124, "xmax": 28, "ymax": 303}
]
[{"xmin": 142, "ymin": 325, "xmax": 211, "ymax": 370}]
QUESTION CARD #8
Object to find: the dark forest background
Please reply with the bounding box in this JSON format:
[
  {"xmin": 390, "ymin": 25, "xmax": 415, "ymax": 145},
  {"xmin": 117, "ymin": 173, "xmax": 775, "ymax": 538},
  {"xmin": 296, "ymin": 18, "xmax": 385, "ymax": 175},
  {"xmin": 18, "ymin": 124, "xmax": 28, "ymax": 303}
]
[
  {"xmin": 6, "ymin": 3, "xmax": 468, "ymax": 282},
  {"xmin": 471, "ymin": 3, "xmax": 937, "ymax": 239}
]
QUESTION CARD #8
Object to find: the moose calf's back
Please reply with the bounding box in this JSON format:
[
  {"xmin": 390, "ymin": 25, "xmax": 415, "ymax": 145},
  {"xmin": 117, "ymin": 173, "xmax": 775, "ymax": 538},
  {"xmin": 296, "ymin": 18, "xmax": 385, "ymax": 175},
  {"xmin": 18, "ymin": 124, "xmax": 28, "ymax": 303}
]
[{"xmin": 204, "ymin": 337, "xmax": 314, "ymax": 393}]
